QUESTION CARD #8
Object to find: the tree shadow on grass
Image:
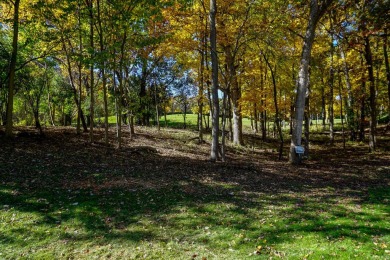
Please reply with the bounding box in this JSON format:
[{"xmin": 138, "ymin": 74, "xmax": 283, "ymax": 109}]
[{"xmin": 0, "ymin": 131, "xmax": 389, "ymax": 257}]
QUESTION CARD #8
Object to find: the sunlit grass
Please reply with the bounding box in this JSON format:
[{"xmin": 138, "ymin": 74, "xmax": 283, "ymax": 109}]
[
  {"xmin": 0, "ymin": 183, "xmax": 388, "ymax": 259},
  {"xmin": 1, "ymin": 125, "xmax": 389, "ymax": 259}
]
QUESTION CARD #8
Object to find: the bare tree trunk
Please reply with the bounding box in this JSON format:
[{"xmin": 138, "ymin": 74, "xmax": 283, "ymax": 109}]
[
  {"xmin": 62, "ymin": 37, "xmax": 87, "ymax": 134},
  {"xmin": 383, "ymin": 27, "xmax": 390, "ymax": 130},
  {"xmin": 198, "ymin": 12, "xmax": 206, "ymax": 143},
  {"xmin": 33, "ymin": 109, "xmax": 43, "ymax": 136},
  {"xmin": 338, "ymin": 69, "xmax": 346, "ymax": 150},
  {"xmin": 154, "ymin": 84, "xmax": 160, "ymax": 131},
  {"xmin": 221, "ymin": 91, "xmax": 227, "ymax": 162},
  {"xmin": 47, "ymin": 91, "xmax": 55, "ymax": 126},
  {"xmin": 164, "ymin": 110, "xmax": 167, "ymax": 128},
  {"xmin": 117, "ymin": 32, "xmax": 127, "ymax": 149},
  {"xmin": 225, "ymin": 47, "xmax": 243, "ymax": 145},
  {"xmin": 88, "ymin": 0, "xmax": 95, "ymax": 143},
  {"xmin": 364, "ymin": 36, "xmax": 377, "ymax": 152},
  {"xmin": 129, "ymin": 111, "xmax": 135, "ymax": 138},
  {"xmin": 260, "ymin": 60, "xmax": 267, "ymax": 140},
  {"xmin": 228, "ymin": 95, "xmax": 233, "ymax": 141},
  {"xmin": 304, "ymin": 94, "xmax": 310, "ymax": 157},
  {"xmin": 209, "ymin": 0, "xmax": 219, "ymax": 162},
  {"xmin": 339, "ymin": 45, "xmax": 356, "ymax": 140},
  {"xmin": 76, "ymin": 1, "xmax": 82, "ymax": 134},
  {"xmin": 262, "ymin": 53, "xmax": 283, "ymax": 160},
  {"xmin": 359, "ymin": 55, "xmax": 366, "ymax": 142},
  {"xmin": 97, "ymin": 0, "xmax": 109, "ymax": 145},
  {"xmin": 77, "ymin": 2, "xmax": 88, "ymax": 133},
  {"xmin": 139, "ymin": 58, "xmax": 148, "ymax": 126},
  {"xmin": 321, "ymin": 83, "xmax": 326, "ymax": 129},
  {"xmin": 254, "ymin": 104, "xmax": 258, "ymax": 133},
  {"xmin": 5, "ymin": 0, "xmax": 20, "ymax": 137},
  {"xmin": 328, "ymin": 20, "xmax": 335, "ymax": 145},
  {"xmin": 290, "ymin": 0, "xmax": 332, "ymax": 164}
]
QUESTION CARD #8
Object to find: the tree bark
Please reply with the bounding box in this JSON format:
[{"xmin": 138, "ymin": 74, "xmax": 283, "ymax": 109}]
[
  {"xmin": 363, "ymin": 35, "xmax": 377, "ymax": 152},
  {"xmin": 383, "ymin": 28, "xmax": 390, "ymax": 128},
  {"xmin": 139, "ymin": 57, "xmax": 148, "ymax": 126},
  {"xmin": 359, "ymin": 54, "xmax": 366, "ymax": 142},
  {"xmin": 290, "ymin": 0, "xmax": 332, "ymax": 164},
  {"xmin": 117, "ymin": 32, "xmax": 127, "ymax": 149},
  {"xmin": 328, "ymin": 55, "xmax": 335, "ymax": 145},
  {"xmin": 262, "ymin": 53, "xmax": 283, "ymax": 159},
  {"xmin": 197, "ymin": 11, "xmax": 207, "ymax": 143},
  {"xmin": 88, "ymin": 0, "xmax": 95, "ymax": 143},
  {"xmin": 221, "ymin": 91, "xmax": 227, "ymax": 162},
  {"xmin": 328, "ymin": 15, "xmax": 335, "ymax": 145},
  {"xmin": 62, "ymin": 37, "xmax": 88, "ymax": 134},
  {"xmin": 5, "ymin": 0, "xmax": 20, "ymax": 137},
  {"xmin": 338, "ymin": 70, "xmax": 346, "ymax": 150},
  {"xmin": 209, "ymin": 0, "xmax": 219, "ymax": 162},
  {"xmin": 260, "ymin": 59, "xmax": 266, "ymax": 140},
  {"xmin": 224, "ymin": 46, "xmax": 243, "ymax": 145},
  {"xmin": 339, "ymin": 45, "xmax": 356, "ymax": 140},
  {"xmin": 321, "ymin": 82, "xmax": 326, "ymax": 129},
  {"xmin": 97, "ymin": 0, "xmax": 109, "ymax": 145}
]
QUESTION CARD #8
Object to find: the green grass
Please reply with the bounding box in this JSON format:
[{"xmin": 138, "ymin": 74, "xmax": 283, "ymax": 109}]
[
  {"xmin": 0, "ymin": 128, "xmax": 389, "ymax": 259},
  {"xmin": 96, "ymin": 114, "xmax": 255, "ymax": 130},
  {"xmin": 160, "ymin": 114, "xmax": 199, "ymax": 129},
  {"xmin": 90, "ymin": 114, "xmax": 366, "ymax": 135},
  {"xmin": 1, "ymin": 125, "xmax": 389, "ymax": 259},
  {"xmin": 0, "ymin": 183, "xmax": 388, "ymax": 259}
]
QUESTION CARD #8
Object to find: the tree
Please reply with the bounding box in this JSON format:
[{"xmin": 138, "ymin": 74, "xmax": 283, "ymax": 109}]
[
  {"xmin": 5, "ymin": 0, "xmax": 20, "ymax": 137},
  {"xmin": 290, "ymin": 0, "xmax": 333, "ymax": 164},
  {"xmin": 209, "ymin": 0, "xmax": 219, "ymax": 162}
]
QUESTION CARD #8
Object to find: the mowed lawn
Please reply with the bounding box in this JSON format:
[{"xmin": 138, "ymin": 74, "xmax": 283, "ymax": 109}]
[{"xmin": 0, "ymin": 126, "xmax": 389, "ymax": 259}]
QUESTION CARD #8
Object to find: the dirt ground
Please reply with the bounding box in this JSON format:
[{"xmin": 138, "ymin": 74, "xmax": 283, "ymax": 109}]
[{"xmin": 1, "ymin": 126, "xmax": 389, "ymax": 199}]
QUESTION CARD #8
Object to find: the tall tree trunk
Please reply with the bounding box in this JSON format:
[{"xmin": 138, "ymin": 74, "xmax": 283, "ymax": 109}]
[
  {"xmin": 5, "ymin": 0, "xmax": 20, "ymax": 137},
  {"xmin": 77, "ymin": 1, "xmax": 88, "ymax": 133},
  {"xmin": 254, "ymin": 103, "xmax": 258, "ymax": 133},
  {"xmin": 328, "ymin": 15, "xmax": 335, "ymax": 145},
  {"xmin": 221, "ymin": 91, "xmax": 227, "ymax": 162},
  {"xmin": 359, "ymin": 54, "xmax": 366, "ymax": 142},
  {"xmin": 260, "ymin": 59, "xmax": 266, "ymax": 140},
  {"xmin": 154, "ymin": 84, "xmax": 160, "ymax": 131},
  {"xmin": 338, "ymin": 70, "xmax": 346, "ymax": 150},
  {"xmin": 290, "ymin": 0, "xmax": 332, "ymax": 164},
  {"xmin": 383, "ymin": 28, "xmax": 390, "ymax": 129},
  {"xmin": 304, "ymin": 92, "xmax": 310, "ymax": 157},
  {"xmin": 225, "ymin": 47, "xmax": 243, "ymax": 145},
  {"xmin": 197, "ymin": 12, "xmax": 206, "ymax": 143},
  {"xmin": 129, "ymin": 111, "xmax": 135, "ymax": 139},
  {"xmin": 117, "ymin": 32, "xmax": 127, "ymax": 149},
  {"xmin": 88, "ymin": 0, "xmax": 95, "ymax": 143},
  {"xmin": 139, "ymin": 58, "xmax": 148, "ymax": 125},
  {"xmin": 303, "ymin": 66, "xmax": 311, "ymax": 158},
  {"xmin": 62, "ymin": 37, "xmax": 87, "ymax": 134},
  {"xmin": 209, "ymin": 0, "xmax": 219, "ymax": 162},
  {"xmin": 364, "ymin": 36, "xmax": 377, "ymax": 152},
  {"xmin": 339, "ymin": 45, "xmax": 356, "ymax": 140},
  {"xmin": 321, "ymin": 82, "xmax": 326, "ymax": 129},
  {"xmin": 76, "ymin": 1, "xmax": 82, "ymax": 134},
  {"xmin": 228, "ymin": 95, "xmax": 233, "ymax": 141},
  {"xmin": 33, "ymin": 109, "xmax": 43, "ymax": 136},
  {"xmin": 262, "ymin": 53, "xmax": 283, "ymax": 159},
  {"xmin": 97, "ymin": 0, "xmax": 109, "ymax": 145},
  {"xmin": 329, "ymin": 57, "xmax": 335, "ymax": 145}
]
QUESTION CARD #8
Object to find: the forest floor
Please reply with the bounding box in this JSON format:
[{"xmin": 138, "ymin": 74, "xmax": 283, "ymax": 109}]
[{"xmin": 0, "ymin": 126, "xmax": 389, "ymax": 259}]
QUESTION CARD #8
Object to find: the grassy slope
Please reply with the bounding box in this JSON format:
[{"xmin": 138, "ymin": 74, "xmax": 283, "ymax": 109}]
[{"xmin": 0, "ymin": 127, "xmax": 389, "ymax": 259}]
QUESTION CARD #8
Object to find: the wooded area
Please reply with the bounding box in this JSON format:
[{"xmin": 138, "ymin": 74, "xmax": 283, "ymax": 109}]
[
  {"xmin": 0, "ymin": 0, "xmax": 389, "ymax": 159},
  {"xmin": 0, "ymin": 0, "xmax": 389, "ymax": 258}
]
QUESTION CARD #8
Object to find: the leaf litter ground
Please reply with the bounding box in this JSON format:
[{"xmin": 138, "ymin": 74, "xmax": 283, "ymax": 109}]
[{"xmin": 0, "ymin": 126, "xmax": 389, "ymax": 259}]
